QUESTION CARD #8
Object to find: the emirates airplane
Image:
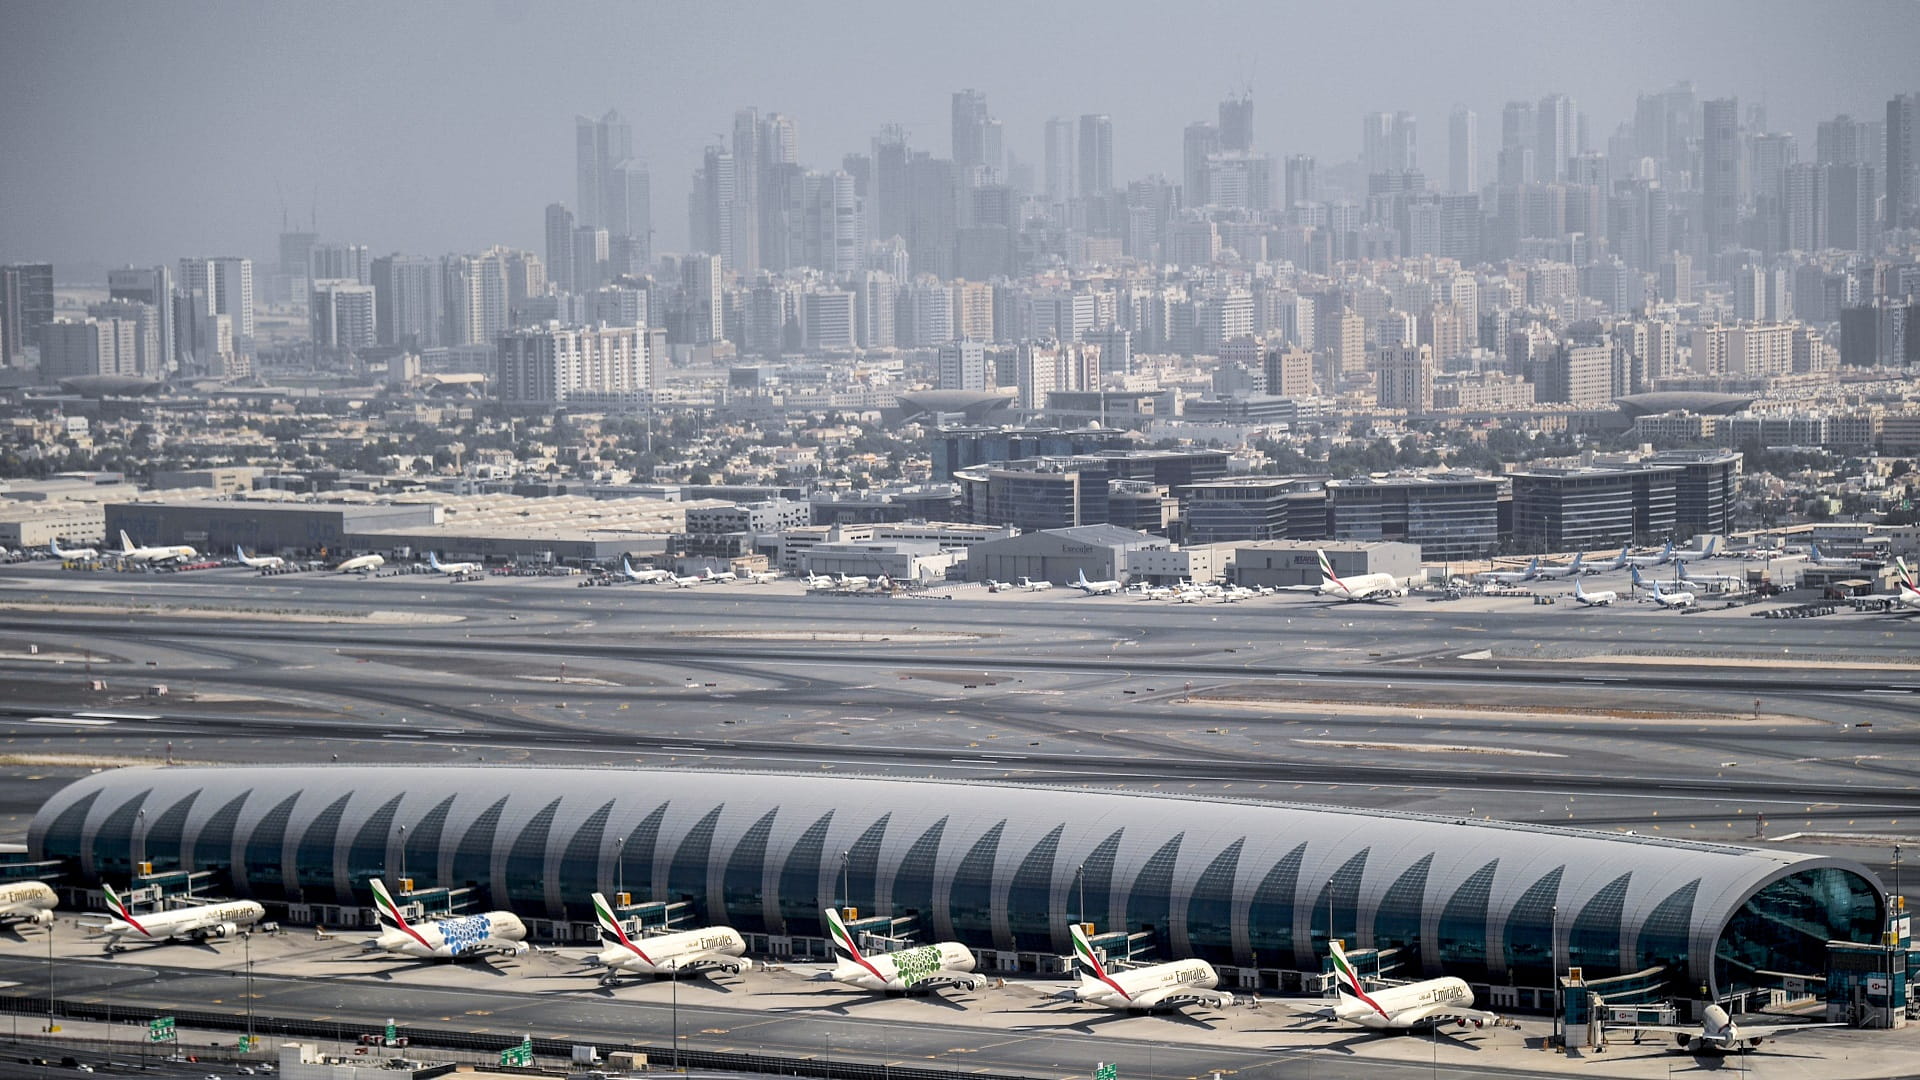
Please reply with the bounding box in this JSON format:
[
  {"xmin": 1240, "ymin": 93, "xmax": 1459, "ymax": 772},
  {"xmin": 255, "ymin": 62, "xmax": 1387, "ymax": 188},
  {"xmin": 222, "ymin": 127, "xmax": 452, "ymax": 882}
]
[
  {"xmin": 819, "ymin": 908, "xmax": 986, "ymax": 993},
  {"xmin": 1314, "ymin": 549, "xmax": 1407, "ymax": 601},
  {"xmin": 368, "ymin": 879, "xmax": 528, "ymax": 959},
  {"xmin": 0, "ymin": 881, "xmax": 58, "ymax": 928},
  {"xmin": 1061, "ymin": 923, "xmax": 1234, "ymax": 1011},
  {"xmin": 588, "ymin": 892, "xmax": 746, "ymax": 981},
  {"xmin": 1288, "ymin": 940, "xmax": 1496, "ymax": 1031},
  {"xmin": 96, "ymin": 883, "xmax": 263, "ymax": 952}
]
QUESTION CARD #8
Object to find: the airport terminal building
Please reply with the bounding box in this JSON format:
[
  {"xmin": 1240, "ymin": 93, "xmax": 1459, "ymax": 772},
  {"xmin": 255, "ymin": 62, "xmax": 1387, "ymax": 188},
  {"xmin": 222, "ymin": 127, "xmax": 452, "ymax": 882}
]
[{"xmin": 30, "ymin": 766, "xmax": 1882, "ymax": 1006}]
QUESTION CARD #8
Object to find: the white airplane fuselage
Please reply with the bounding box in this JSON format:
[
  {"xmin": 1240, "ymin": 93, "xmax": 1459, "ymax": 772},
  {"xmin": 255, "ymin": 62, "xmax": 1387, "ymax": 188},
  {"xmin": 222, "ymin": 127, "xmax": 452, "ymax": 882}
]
[
  {"xmin": 831, "ymin": 941, "xmax": 981, "ymax": 992},
  {"xmin": 336, "ymin": 554, "xmax": 384, "ymax": 573},
  {"xmin": 597, "ymin": 926, "xmax": 748, "ymax": 976},
  {"xmin": 0, "ymin": 881, "xmax": 58, "ymax": 926},
  {"xmin": 375, "ymin": 910, "xmax": 528, "ymax": 959},
  {"xmin": 1076, "ymin": 958, "xmax": 1227, "ymax": 1010},
  {"xmin": 1319, "ymin": 573, "xmax": 1404, "ymax": 601},
  {"xmin": 1337, "ymin": 976, "xmax": 1476, "ymax": 1030},
  {"xmin": 101, "ymin": 900, "xmax": 264, "ymax": 948}
]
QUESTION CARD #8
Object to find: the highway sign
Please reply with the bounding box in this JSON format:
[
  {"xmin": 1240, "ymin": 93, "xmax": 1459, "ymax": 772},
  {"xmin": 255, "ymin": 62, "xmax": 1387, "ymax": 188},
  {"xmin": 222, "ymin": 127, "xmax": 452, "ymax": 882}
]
[{"xmin": 148, "ymin": 1016, "xmax": 176, "ymax": 1044}]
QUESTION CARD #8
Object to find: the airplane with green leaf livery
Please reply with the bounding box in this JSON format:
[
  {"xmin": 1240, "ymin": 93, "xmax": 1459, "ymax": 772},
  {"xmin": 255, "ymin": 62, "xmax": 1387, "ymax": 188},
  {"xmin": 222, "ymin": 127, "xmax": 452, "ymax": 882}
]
[{"xmin": 818, "ymin": 907, "xmax": 985, "ymax": 993}]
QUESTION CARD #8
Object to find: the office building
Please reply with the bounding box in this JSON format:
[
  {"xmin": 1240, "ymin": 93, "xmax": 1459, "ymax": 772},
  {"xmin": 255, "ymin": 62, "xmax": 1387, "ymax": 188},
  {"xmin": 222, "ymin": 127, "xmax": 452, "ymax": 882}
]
[
  {"xmin": 802, "ymin": 291, "xmax": 855, "ymax": 351},
  {"xmin": 1890, "ymin": 93, "xmax": 1919, "ymax": 231},
  {"xmin": 310, "ymin": 281, "xmax": 378, "ymax": 350},
  {"xmin": 1219, "ymin": 91, "xmax": 1253, "ymax": 152},
  {"xmin": 952, "ymin": 89, "xmax": 993, "ymax": 172},
  {"xmin": 106, "ymin": 265, "xmax": 174, "ymax": 373},
  {"xmin": 937, "ymin": 340, "xmax": 987, "ymax": 392},
  {"xmin": 1509, "ymin": 465, "xmax": 1679, "ymax": 550},
  {"xmin": 1375, "ymin": 343, "xmax": 1434, "ymax": 414},
  {"xmin": 40, "ymin": 317, "xmax": 137, "ymax": 379},
  {"xmin": 1284, "ymin": 154, "xmax": 1315, "ymax": 210},
  {"xmin": 1536, "ymin": 94, "xmax": 1574, "ymax": 181},
  {"xmin": 1044, "ymin": 118, "xmax": 1075, "ymax": 205},
  {"xmin": 1702, "ymin": 98, "xmax": 1740, "ymax": 253},
  {"xmin": 1180, "ymin": 476, "xmax": 1328, "ymax": 544},
  {"xmin": 310, "ymin": 243, "xmax": 370, "ymax": 285},
  {"xmin": 1078, "ymin": 114, "xmax": 1113, "ymax": 197},
  {"xmin": 496, "ymin": 322, "xmax": 649, "ymax": 405},
  {"xmin": 371, "ymin": 255, "xmax": 443, "ymax": 350},
  {"xmin": 1325, "ymin": 472, "xmax": 1503, "ymax": 561},
  {"xmin": 1647, "ymin": 450, "xmax": 1739, "ymax": 539},
  {"xmin": 1, "ymin": 263, "xmax": 55, "ymax": 363},
  {"xmin": 545, "ymin": 204, "xmax": 576, "ymax": 293},
  {"xmin": 1448, "ymin": 106, "xmax": 1477, "ymax": 194}
]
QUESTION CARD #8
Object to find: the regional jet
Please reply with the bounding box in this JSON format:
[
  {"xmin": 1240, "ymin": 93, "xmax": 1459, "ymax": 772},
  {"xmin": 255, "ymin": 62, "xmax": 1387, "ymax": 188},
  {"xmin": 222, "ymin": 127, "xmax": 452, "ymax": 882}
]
[
  {"xmin": 588, "ymin": 892, "xmax": 746, "ymax": 981},
  {"xmin": 1476, "ymin": 557, "xmax": 1539, "ymax": 585},
  {"xmin": 1073, "ymin": 570, "xmax": 1123, "ymax": 595},
  {"xmin": 427, "ymin": 552, "xmax": 482, "ymax": 575},
  {"xmin": 0, "ymin": 881, "xmax": 57, "ymax": 928},
  {"xmin": 837, "ymin": 573, "xmax": 872, "ymax": 590},
  {"xmin": 235, "ymin": 546, "xmax": 284, "ymax": 570},
  {"xmin": 1313, "ymin": 549, "xmax": 1406, "ymax": 602},
  {"xmin": 621, "ymin": 558, "xmax": 671, "ymax": 583},
  {"xmin": 669, "ymin": 572, "xmax": 703, "ymax": 588},
  {"xmin": 1059, "ymin": 923, "xmax": 1233, "ymax": 1011},
  {"xmin": 700, "ymin": 567, "xmax": 738, "ymax": 584},
  {"xmin": 95, "ymin": 883, "xmax": 263, "ymax": 952},
  {"xmin": 50, "ymin": 538, "xmax": 100, "ymax": 561},
  {"xmin": 1017, "ymin": 576, "xmax": 1051, "ymax": 591},
  {"xmin": 1286, "ymin": 940, "xmax": 1495, "ymax": 1031},
  {"xmin": 1533, "ymin": 552, "xmax": 1588, "ymax": 580},
  {"xmin": 334, "ymin": 553, "xmax": 386, "ymax": 573},
  {"xmin": 1608, "ymin": 1002, "xmax": 1840, "ymax": 1054},
  {"xmin": 1572, "ymin": 578, "xmax": 1617, "ymax": 606},
  {"xmin": 116, "ymin": 531, "xmax": 198, "ymax": 565},
  {"xmin": 818, "ymin": 908, "xmax": 986, "ymax": 993},
  {"xmin": 744, "ymin": 569, "xmax": 781, "ymax": 584},
  {"xmin": 367, "ymin": 878, "xmax": 528, "ymax": 960}
]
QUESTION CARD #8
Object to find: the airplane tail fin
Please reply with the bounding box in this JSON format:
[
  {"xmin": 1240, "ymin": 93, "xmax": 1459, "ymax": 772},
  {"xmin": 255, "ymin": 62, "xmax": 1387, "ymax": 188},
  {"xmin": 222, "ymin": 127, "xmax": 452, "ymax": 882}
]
[
  {"xmin": 1524, "ymin": 557, "xmax": 1538, "ymax": 577},
  {"xmin": 1899, "ymin": 556, "xmax": 1914, "ymax": 588},
  {"xmin": 1631, "ymin": 566, "xmax": 1644, "ymax": 588},
  {"xmin": 237, "ymin": 546, "xmax": 247, "ymax": 561},
  {"xmin": 1076, "ymin": 569, "xmax": 1090, "ymax": 586},
  {"xmin": 50, "ymin": 538, "xmax": 64, "ymax": 557},
  {"xmin": 1704, "ymin": 537, "xmax": 1718, "ymax": 557},
  {"xmin": 370, "ymin": 878, "xmax": 410, "ymax": 931},
  {"xmin": 1569, "ymin": 551, "xmax": 1584, "ymax": 571},
  {"xmin": 103, "ymin": 882, "xmax": 128, "ymax": 920},
  {"xmin": 1575, "ymin": 576, "xmax": 1587, "ymax": 598},
  {"xmin": 592, "ymin": 892, "xmax": 632, "ymax": 944},
  {"xmin": 429, "ymin": 552, "xmax": 444, "ymax": 571},
  {"xmin": 824, "ymin": 907, "xmax": 863, "ymax": 963},
  {"xmin": 1316, "ymin": 549, "xmax": 1342, "ymax": 587},
  {"xmin": 1068, "ymin": 922, "xmax": 1107, "ymax": 981},
  {"xmin": 622, "ymin": 557, "xmax": 633, "ymax": 576},
  {"xmin": 1810, "ymin": 544, "xmax": 1823, "ymax": 564},
  {"xmin": 119, "ymin": 530, "xmax": 135, "ymax": 553},
  {"xmin": 1679, "ymin": 562, "xmax": 1694, "ymax": 581}
]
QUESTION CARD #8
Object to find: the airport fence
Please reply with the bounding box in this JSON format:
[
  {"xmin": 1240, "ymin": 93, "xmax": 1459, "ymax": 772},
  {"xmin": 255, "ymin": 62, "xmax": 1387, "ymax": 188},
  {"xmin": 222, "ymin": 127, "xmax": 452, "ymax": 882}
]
[{"xmin": 0, "ymin": 992, "xmax": 1041, "ymax": 1080}]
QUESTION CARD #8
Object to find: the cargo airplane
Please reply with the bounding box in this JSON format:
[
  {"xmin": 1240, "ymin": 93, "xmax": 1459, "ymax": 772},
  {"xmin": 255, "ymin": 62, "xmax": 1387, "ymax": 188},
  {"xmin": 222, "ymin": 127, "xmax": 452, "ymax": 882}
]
[
  {"xmin": 368, "ymin": 878, "xmax": 528, "ymax": 959},
  {"xmin": 1609, "ymin": 1002, "xmax": 1840, "ymax": 1054},
  {"xmin": 117, "ymin": 531, "xmax": 197, "ymax": 565},
  {"xmin": 0, "ymin": 881, "xmax": 57, "ymax": 928},
  {"xmin": 819, "ymin": 908, "xmax": 986, "ymax": 993},
  {"xmin": 1073, "ymin": 570, "xmax": 1123, "ymax": 595},
  {"xmin": 96, "ymin": 883, "xmax": 263, "ymax": 952},
  {"xmin": 1060, "ymin": 923, "xmax": 1233, "ymax": 1011},
  {"xmin": 1314, "ymin": 549, "xmax": 1407, "ymax": 602},
  {"xmin": 588, "ymin": 892, "xmax": 746, "ymax": 981},
  {"xmin": 334, "ymin": 553, "xmax": 385, "ymax": 573},
  {"xmin": 428, "ymin": 552, "xmax": 482, "ymax": 575},
  {"xmin": 621, "ymin": 558, "xmax": 671, "ymax": 583},
  {"xmin": 1287, "ymin": 940, "xmax": 1495, "ymax": 1031},
  {"xmin": 235, "ymin": 546, "xmax": 284, "ymax": 569},
  {"xmin": 50, "ymin": 538, "xmax": 101, "ymax": 561}
]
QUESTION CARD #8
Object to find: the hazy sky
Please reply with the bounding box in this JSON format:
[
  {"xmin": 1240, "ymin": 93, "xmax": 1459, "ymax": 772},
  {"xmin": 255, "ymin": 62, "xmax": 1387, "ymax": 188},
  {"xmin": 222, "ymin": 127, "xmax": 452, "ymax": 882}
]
[{"xmin": 3, "ymin": 0, "xmax": 1916, "ymax": 275}]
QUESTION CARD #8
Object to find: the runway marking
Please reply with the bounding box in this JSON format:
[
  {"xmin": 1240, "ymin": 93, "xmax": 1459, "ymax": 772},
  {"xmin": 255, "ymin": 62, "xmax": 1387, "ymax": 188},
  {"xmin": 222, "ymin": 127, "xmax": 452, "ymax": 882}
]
[{"xmin": 25, "ymin": 717, "xmax": 114, "ymax": 726}]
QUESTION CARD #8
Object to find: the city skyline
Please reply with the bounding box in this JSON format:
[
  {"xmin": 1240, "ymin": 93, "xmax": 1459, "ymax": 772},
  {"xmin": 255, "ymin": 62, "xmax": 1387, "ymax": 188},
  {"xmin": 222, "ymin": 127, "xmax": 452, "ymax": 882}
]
[{"xmin": 4, "ymin": 0, "xmax": 1918, "ymax": 271}]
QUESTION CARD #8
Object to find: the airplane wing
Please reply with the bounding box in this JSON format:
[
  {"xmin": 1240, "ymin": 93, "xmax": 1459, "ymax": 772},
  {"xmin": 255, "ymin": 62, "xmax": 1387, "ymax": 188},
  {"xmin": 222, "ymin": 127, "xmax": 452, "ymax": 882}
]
[
  {"xmin": 1601, "ymin": 1023, "xmax": 1703, "ymax": 1037},
  {"xmin": 905, "ymin": 968, "xmax": 987, "ymax": 990},
  {"xmin": 674, "ymin": 950, "xmax": 747, "ymax": 973},
  {"xmin": 1127, "ymin": 984, "xmax": 1235, "ymax": 1010},
  {"xmin": 1386, "ymin": 1002, "xmax": 1499, "ymax": 1028},
  {"xmin": 463, "ymin": 936, "xmax": 531, "ymax": 957},
  {"xmin": 0, "ymin": 901, "xmax": 47, "ymax": 918},
  {"xmin": 1728, "ymin": 1022, "xmax": 1845, "ymax": 1040}
]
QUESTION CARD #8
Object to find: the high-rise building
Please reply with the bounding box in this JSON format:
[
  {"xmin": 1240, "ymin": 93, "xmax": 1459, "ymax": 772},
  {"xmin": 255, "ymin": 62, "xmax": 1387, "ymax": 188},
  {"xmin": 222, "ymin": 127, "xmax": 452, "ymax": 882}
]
[
  {"xmin": 106, "ymin": 265, "xmax": 174, "ymax": 374},
  {"xmin": 1044, "ymin": 118, "xmax": 1075, "ymax": 206},
  {"xmin": 691, "ymin": 145, "xmax": 737, "ymax": 266},
  {"xmin": 545, "ymin": 204, "xmax": 576, "ymax": 293},
  {"xmin": 1219, "ymin": 90, "xmax": 1254, "ymax": 153},
  {"xmin": 1702, "ymin": 97, "xmax": 1740, "ymax": 253},
  {"xmin": 576, "ymin": 110, "xmax": 631, "ymax": 230},
  {"xmin": 1, "ymin": 263, "xmax": 55, "ymax": 363},
  {"xmin": 1361, "ymin": 112, "xmax": 1393, "ymax": 174},
  {"xmin": 370, "ymin": 254, "xmax": 442, "ymax": 349},
  {"xmin": 1078, "ymin": 114, "xmax": 1113, "ymax": 197},
  {"xmin": 1499, "ymin": 101, "xmax": 1536, "ymax": 185},
  {"xmin": 497, "ymin": 322, "xmax": 649, "ymax": 405},
  {"xmin": 1284, "ymin": 154, "xmax": 1315, "ymax": 209},
  {"xmin": 683, "ymin": 253, "xmax": 723, "ymax": 345},
  {"xmin": 1817, "ymin": 114, "xmax": 1872, "ymax": 166},
  {"xmin": 1827, "ymin": 163, "xmax": 1878, "ymax": 252},
  {"xmin": 41, "ymin": 317, "xmax": 136, "ymax": 379},
  {"xmin": 1536, "ymin": 94, "xmax": 1575, "ymax": 181},
  {"xmin": 937, "ymin": 339, "xmax": 987, "ymax": 391},
  {"xmin": 572, "ymin": 226, "xmax": 609, "ymax": 294},
  {"xmin": 1376, "ymin": 343, "xmax": 1434, "ymax": 414},
  {"xmin": 1448, "ymin": 106, "xmax": 1478, "ymax": 194},
  {"xmin": 1783, "ymin": 163, "xmax": 1828, "ymax": 252},
  {"xmin": 1184, "ymin": 121, "xmax": 1220, "ymax": 207},
  {"xmin": 309, "ymin": 243, "xmax": 370, "ymax": 285},
  {"xmin": 952, "ymin": 89, "xmax": 992, "ymax": 171},
  {"xmin": 85, "ymin": 301, "xmax": 162, "ymax": 377},
  {"xmin": 441, "ymin": 251, "xmax": 508, "ymax": 348},
  {"xmin": 1888, "ymin": 93, "xmax": 1919, "ymax": 231},
  {"xmin": 310, "ymin": 281, "xmax": 377, "ymax": 350}
]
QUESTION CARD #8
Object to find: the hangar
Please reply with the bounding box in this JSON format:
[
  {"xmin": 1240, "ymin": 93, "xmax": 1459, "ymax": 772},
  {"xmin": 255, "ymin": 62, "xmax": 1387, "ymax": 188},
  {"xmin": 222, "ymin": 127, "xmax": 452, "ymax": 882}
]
[{"xmin": 30, "ymin": 766, "xmax": 1882, "ymax": 1005}]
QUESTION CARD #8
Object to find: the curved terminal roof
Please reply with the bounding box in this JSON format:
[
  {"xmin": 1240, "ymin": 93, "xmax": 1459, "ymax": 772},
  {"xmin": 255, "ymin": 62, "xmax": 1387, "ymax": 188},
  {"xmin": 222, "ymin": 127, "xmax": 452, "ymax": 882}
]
[
  {"xmin": 1615, "ymin": 391, "xmax": 1756, "ymax": 417},
  {"xmin": 894, "ymin": 390, "xmax": 1016, "ymax": 423},
  {"xmin": 30, "ymin": 766, "xmax": 1881, "ymax": 995}
]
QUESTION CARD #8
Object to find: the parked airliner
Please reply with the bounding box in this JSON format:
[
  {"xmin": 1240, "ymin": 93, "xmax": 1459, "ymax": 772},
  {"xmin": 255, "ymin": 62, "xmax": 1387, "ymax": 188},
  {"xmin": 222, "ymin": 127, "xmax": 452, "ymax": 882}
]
[
  {"xmin": 1672, "ymin": 537, "xmax": 1720, "ymax": 563},
  {"xmin": 1610, "ymin": 1002, "xmax": 1840, "ymax": 1054},
  {"xmin": 819, "ymin": 908, "xmax": 985, "ymax": 993},
  {"xmin": 1476, "ymin": 557, "xmax": 1538, "ymax": 585},
  {"xmin": 235, "ymin": 546, "xmax": 284, "ymax": 569},
  {"xmin": 1314, "ymin": 549, "xmax": 1406, "ymax": 601},
  {"xmin": 50, "ymin": 538, "xmax": 100, "ymax": 561},
  {"xmin": 368, "ymin": 879, "xmax": 527, "ymax": 959},
  {"xmin": 588, "ymin": 892, "xmax": 746, "ymax": 981},
  {"xmin": 1633, "ymin": 568, "xmax": 1694, "ymax": 608},
  {"xmin": 1604, "ymin": 541, "xmax": 1674, "ymax": 570},
  {"xmin": 95, "ymin": 883, "xmax": 263, "ymax": 952},
  {"xmin": 621, "ymin": 558, "xmax": 671, "ymax": 583},
  {"xmin": 428, "ymin": 552, "xmax": 481, "ymax": 575},
  {"xmin": 1533, "ymin": 552, "xmax": 1587, "ymax": 580},
  {"xmin": 334, "ymin": 553, "xmax": 385, "ymax": 573},
  {"xmin": 1677, "ymin": 562, "xmax": 1745, "ymax": 589},
  {"xmin": 1808, "ymin": 543, "xmax": 1873, "ymax": 569},
  {"xmin": 1288, "ymin": 940, "xmax": 1494, "ymax": 1031},
  {"xmin": 117, "ymin": 531, "xmax": 197, "ymax": 564},
  {"xmin": 0, "ymin": 881, "xmax": 57, "ymax": 927},
  {"xmin": 1573, "ymin": 578, "xmax": 1617, "ymax": 606},
  {"xmin": 1060, "ymin": 923, "xmax": 1233, "ymax": 1011},
  {"xmin": 1017, "ymin": 576, "xmax": 1051, "ymax": 591}
]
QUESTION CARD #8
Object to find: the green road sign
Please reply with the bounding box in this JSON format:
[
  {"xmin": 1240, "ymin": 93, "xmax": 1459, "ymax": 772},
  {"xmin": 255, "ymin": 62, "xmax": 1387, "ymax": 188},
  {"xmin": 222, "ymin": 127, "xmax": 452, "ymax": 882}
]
[
  {"xmin": 237, "ymin": 1035, "xmax": 257, "ymax": 1052},
  {"xmin": 1095, "ymin": 1065, "xmax": 1117, "ymax": 1080},
  {"xmin": 385, "ymin": 1021, "xmax": 397, "ymax": 1042},
  {"xmin": 148, "ymin": 1017, "xmax": 176, "ymax": 1044},
  {"xmin": 499, "ymin": 1036, "xmax": 534, "ymax": 1067}
]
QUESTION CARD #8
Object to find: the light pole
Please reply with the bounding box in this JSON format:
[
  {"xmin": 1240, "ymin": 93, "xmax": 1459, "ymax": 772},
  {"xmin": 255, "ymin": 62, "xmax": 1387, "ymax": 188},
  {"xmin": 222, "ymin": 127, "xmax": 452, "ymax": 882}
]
[
  {"xmin": 134, "ymin": 809, "xmax": 146, "ymax": 874},
  {"xmin": 1075, "ymin": 862, "xmax": 1086, "ymax": 932},
  {"xmin": 671, "ymin": 968, "xmax": 680, "ymax": 1073},
  {"xmin": 244, "ymin": 930, "xmax": 255, "ymax": 1058},
  {"xmin": 1551, "ymin": 903, "xmax": 1560, "ymax": 1049},
  {"xmin": 839, "ymin": 850, "xmax": 850, "ymax": 914},
  {"xmin": 45, "ymin": 914, "xmax": 54, "ymax": 1034},
  {"xmin": 397, "ymin": 824, "xmax": 407, "ymax": 887},
  {"xmin": 614, "ymin": 836, "xmax": 626, "ymax": 900}
]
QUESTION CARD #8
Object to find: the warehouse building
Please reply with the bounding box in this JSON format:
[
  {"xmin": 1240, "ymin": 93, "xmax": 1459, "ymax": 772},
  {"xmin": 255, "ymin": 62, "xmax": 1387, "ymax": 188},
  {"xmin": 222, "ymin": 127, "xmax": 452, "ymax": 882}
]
[
  {"xmin": 30, "ymin": 766, "xmax": 1884, "ymax": 1006},
  {"xmin": 1229, "ymin": 540, "xmax": 1421, "ymax": 589},
  {"xmin": 105, "ymin": 500, "xmax": 436, "ymax": 555},
  {"xmin": 965, "ymin": 523, "xmax": 1166, "ymax": 585}
]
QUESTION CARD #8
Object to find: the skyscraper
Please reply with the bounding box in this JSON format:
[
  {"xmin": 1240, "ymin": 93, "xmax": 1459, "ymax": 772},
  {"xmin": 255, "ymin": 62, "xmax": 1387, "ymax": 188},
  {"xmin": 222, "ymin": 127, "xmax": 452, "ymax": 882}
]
[
  {"xmin": 952, "ymin": 89, "xmax": 991, "ymax": 171},
  {"xmin": 1500, "ymin": 101, "xmax": 1536, "ymax": 184},
  {"xmin": 1078, "ymin": 114, "xmax": 1113, "ymax": 197},
  {"xmin": 106, "ymin": 265, "xmax": 174, "ymax": 374},
  {"xmin": 370, "ymin": 254, "xmax": 442, "ymax": 349},
  {"xmin": 1184, "ymin": 121, "xmax": 1220, "ymax": 207},
  {"xmin": 1536, "ymin": 93, "xmax": 1575, "ymax": 181},
  {"xmin": 576, "ymin": 110, "xmax": 633, "ymax": 230},
  {"xmin": 310, "ymin": 281, "xmax": 377, "ymax": 350},
  {"xmin": 0, "ymin": 263, "xmax": 54, "ymax": 364},
  {"xmin": 1219, "ymin": 90, "xmax": 1254, "ymax": 153},
  {"xmin": 1888, "ymin": 93, "xmax": 1919, "ymax": 231},
  {"xmin": 1044, "ymin": 118, "xmax": 1075, "ymax": 205},
  {"xmin": 1361, "ymin": 112, "xmax": 1393, "ymax": 174},
  {"xmin": 1702, "ymin": 97, "xmax": 1740, "ymax": 253},
  {"xmin": 1284, "ymin": 154, "xmax": 1315, "ymax": 209},
  {"xmin": 1816, "ymin": 114, "xmax": 1871, "ymax": 166},
  {"xmin": 1448, "ymin": 106, "xmax": 1478, "ymax": 194},
  {"xmin": 1390, "ymin": 111, "xmax": 1417, "ymax": 172},
  {"xmin": 545, "ymin": 203, "xmax": 576, "ymax": 293}
]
